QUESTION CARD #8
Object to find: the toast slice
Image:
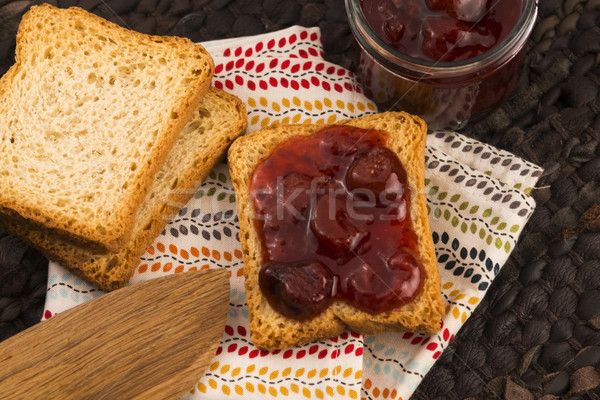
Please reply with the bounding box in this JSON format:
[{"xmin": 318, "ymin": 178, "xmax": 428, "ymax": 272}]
[
  {"xmin": 228, "ymin": 112, "xmax": 444, "ymax": 350},
  {"xmin": 0, "ymin": 4, "xmax": 214, "ymax": 252},
  {"xmin": 0, "ymin": 87, "xmax": 247, "ymax": 291}
]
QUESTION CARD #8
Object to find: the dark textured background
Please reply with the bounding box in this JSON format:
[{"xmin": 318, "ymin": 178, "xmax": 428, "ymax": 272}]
[{"xmin": 0, "ymin": 0, "xmax": 599, "ymax": 398}]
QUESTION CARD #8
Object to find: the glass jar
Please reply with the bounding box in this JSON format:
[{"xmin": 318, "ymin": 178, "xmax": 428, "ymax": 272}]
[{"xmin": 345, "ymin": 0, "xmax": 538, "ymax": 130}]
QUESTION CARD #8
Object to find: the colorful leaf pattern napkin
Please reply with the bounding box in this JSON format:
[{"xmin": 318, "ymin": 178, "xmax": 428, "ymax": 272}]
[{"xmin": 41, "ymin": 27, "xmax": 542, "ymax": 400}]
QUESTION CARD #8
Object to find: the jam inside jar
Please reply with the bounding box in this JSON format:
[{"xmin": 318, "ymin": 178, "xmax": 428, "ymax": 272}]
[
  {"xmin": 345, "ymin": 0, "xmax": 538, "ymax": 130},
  {"xmin": 250, "ymin": 126, "xmax": 425, "ymax": 321}
]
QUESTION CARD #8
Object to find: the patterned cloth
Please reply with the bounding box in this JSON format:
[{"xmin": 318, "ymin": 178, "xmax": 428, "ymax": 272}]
[{"xmin": 42, "ymin": 27, "xmax": 542, "ymax": 400}]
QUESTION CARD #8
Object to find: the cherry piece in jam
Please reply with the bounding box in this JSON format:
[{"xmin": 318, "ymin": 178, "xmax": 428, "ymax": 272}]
[
  {"xmin": 250, "ymin": 126, "xmax": 425, "ymax": 320},
  {"xmin": 279, "ymin": 172, "xmax": 314, "ymax": 222},
  {"xmin": 426, "ymin": 0, "xmax": 487, "ymax": 22},
  {"xmin": 311, "ymin": 194, "xmax": 369, "ymax": 255},
  {"xmin": 387, "ymin": 250, "xmax": 424, "ymax": 300},
  {"xmin": 259, "ymin": 261, "xmax": 333, "ymax": 321},
  {"xmin": 347, "ymin": 146, "xmax": 407, "ymax": 201},
  {"xmin": 345, "ymin": 250, "xmax": 423, "ymax": 313},
  {"xmin": 383, "ymin": 18, "xmax": 406, "ymax": 42},
  {"xmin": 421, "ymin": 16, "xmax": 499, "ymax": 62},
  {"xmin": 319, "ymin": 127, "xmax": 371, "ymax": 156}
]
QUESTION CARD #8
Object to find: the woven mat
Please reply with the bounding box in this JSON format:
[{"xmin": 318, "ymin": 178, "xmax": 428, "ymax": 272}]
[{"xmin": 1, "ymin": 0, "xmax": 599, "ymax": 398}]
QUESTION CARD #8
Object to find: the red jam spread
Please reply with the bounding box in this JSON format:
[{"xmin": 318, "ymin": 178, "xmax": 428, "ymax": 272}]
[
  {"xmin": 361, "ymin": 0, "xmax": 522, "ymax": 62},
  {"xmin": 250, "ymin": 126, "xmax": 425, "ymax": 321}
]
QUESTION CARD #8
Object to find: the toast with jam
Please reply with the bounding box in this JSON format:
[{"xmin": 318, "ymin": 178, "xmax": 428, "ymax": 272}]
[
  {"xmin": 228, "ymin": 112, "xmax": 444, "ymax": 350},
  {"xmin": 0, "ymin": 4, "xmax": 214, "ymax": 252},
  {"xmin": 0, "ymin": 88, "xmax": 247, "ymax": 291}
]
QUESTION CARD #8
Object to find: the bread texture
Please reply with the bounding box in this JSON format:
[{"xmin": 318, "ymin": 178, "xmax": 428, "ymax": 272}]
[
  {"xmin": 0, "ymin": 4, "xmax": 214, "ymax": 251},
  {"xmin": 0, "ymin": 87, "xmax": 247, "ymax": 291},
  {"xmin": 228, "ymin": 112, "xmax": 444, "ymax": 350}
]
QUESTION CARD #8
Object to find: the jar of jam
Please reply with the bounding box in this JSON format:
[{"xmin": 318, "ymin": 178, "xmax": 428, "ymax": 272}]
[{"xmin": 345, "ymin": 0, "xmax": 538, "ymax": 130}]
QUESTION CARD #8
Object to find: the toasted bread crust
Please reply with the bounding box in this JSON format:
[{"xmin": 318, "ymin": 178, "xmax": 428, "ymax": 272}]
[
  {"xmin": 0, "ymin": 88, "xmax": 247, "ymax": 291},
  {"xmin": 0, "ymin": 4, "xmax": 214, "ymax": 251},
  {"xmin": 228, "ymin": 112, "xmax": 444, "ymax": 350}
]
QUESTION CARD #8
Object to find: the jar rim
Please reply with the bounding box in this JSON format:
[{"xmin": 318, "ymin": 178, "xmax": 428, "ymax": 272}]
[{"xmin": 346, "ymin": 0, "xmax": 539, "ymax": 76}]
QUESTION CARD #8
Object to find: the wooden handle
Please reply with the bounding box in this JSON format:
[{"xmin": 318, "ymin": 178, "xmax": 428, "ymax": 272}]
[{"xmin": 0, "ymin": 269, "xmax": 230, "ymax": 399}]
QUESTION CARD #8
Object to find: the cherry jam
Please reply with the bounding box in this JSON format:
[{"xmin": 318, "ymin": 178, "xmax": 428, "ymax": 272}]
[
  {"xmin": 361, "ymin": 0, "xmax": 520, "ymax": 62},
  {"xmin": 346, "ymin": 0, "xmax": 538, "ymax": 129},
  {"xmin": 250, "ymin": 126, "xmax": 425, "ymax": 321}
]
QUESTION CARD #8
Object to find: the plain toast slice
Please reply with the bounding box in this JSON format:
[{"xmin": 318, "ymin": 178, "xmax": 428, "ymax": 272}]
[
  {"xmin": 228, "ymin": 112, "xmax": 444, "ymax": 350},
  {"xmin": 0, "ymin": 4, "xmax": 214, "ymax": 251},
  {"xmin": 0, "ymin": 87, "xmax": 247, "ymax": 291}
]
